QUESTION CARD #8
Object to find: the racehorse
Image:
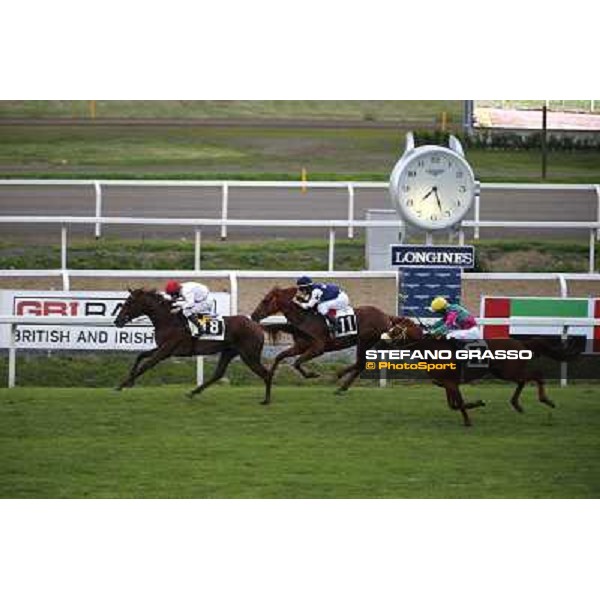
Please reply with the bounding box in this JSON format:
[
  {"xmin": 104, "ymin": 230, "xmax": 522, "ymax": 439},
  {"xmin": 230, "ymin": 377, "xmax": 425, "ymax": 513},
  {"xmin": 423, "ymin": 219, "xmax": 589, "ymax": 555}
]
[
  {"xmin": 382, "ymin": 320, "xmax": 581, "ymax": 426},
  {"xmin": 251, "ymin": 286, "xmax": 412, "ymax": 397},
  {"xmin": 113, "ymin": 288, "xmax": 271, "ymax": 403}
]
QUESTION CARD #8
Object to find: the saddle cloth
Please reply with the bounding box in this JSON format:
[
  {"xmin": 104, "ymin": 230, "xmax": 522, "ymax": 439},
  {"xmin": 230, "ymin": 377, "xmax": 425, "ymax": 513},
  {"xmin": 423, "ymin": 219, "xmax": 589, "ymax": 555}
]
[
  {"xmin": 334, "ymin": 307, "xmax": 358, "ymax": 338},
  {"xmin": 459, "ymin": 339, "xmax": 490, "ymax": 368},
  {"xmin": 188, "ymin": 316, "xmax": 226, "ymax": 341}
]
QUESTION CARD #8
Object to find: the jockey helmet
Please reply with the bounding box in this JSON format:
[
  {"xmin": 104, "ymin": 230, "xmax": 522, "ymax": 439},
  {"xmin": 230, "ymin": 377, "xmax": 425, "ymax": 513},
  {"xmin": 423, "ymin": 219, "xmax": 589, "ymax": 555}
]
[
  {"xmin": 296, "ymin": 276, "xmax": 313, "ymax": 288},
  {"xmin": 430, "ymin": 296, "xmax": 449, "ymax": 312},
  {"xmin": 165, "ymin": 280, "xmax": 182, "ymax": 295}
]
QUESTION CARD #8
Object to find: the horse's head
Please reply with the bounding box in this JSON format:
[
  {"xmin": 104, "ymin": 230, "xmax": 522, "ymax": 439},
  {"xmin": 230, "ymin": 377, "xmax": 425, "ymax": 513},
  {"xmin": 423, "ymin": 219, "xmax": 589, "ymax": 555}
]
[
  {"xmin": 114, "ymin": 288, "xmax": 151, "ymax": 327},
  {"xmin": 380, "ymin": 317, "xmax": 424, "ymax": 344},
  {"xmin": 251, "ymin": 286, "xmax": 297, "ymax": 322}
]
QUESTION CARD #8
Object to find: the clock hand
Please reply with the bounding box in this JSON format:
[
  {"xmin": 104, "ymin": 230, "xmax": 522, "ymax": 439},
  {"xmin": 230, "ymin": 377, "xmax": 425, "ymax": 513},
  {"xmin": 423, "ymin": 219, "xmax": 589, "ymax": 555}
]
[
  {"xmin": 433, "ymin": 188, "xmax": 443, "ymax": 212},
  {"xmin": 420, "ymin": 187, "xmax": 435, "ymax": 201}
]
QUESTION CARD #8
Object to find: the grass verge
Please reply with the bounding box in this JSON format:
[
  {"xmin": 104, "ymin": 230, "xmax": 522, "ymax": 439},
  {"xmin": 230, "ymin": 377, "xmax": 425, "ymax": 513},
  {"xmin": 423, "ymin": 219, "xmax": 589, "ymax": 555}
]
[{"xmin": 0, "ymin": 238, "xmax": 597, "ymax": 272}]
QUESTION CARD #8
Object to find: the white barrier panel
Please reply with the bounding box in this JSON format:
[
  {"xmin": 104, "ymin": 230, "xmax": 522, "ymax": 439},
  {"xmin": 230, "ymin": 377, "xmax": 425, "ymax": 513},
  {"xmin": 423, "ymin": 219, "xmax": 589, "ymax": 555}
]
[{"xmin": 0, "ymin": 290, "xmax": 230, "ymax": 350}]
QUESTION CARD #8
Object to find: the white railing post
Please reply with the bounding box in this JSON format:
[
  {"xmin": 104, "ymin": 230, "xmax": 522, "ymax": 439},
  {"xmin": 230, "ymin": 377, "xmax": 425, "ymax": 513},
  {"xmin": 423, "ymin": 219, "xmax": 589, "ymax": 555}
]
[
  {"xmin": 221, "ymin": 182, "xmax": 229, "ymax": 240},
  {"xmin": 590, "ymin": 229, "xmax": 596, "ymax": 274},
  {"xmin": 8, "ymin": 324, "xmax": 16, "ymax": 388},
  {"xmin": 474, "ymin": 183, "xmax": 481, "ymax": 240},
  {"xmin": 94, "ymin": 181, "xmax": 102, "ymax": 239},
  {"xmin": 347, "ymin": 183, "xmax": 355, "ymax": 239},
  {"xmin": 328, "ymin": 228, "xmax": 335, "ymax": 271},
  {"xmin": 560, "ymin": 325, "xmax": 568, "ymax": 388},
  {"xmin": 62, "ymin": 270, "xmax": 70, "ymax": 291},
  {"xmin": 458, "ymin": 228, "xmax": 465, "ymax": 246},
  {"xmin": 194, "ymin": 228, "xmax": 202, "ymax": 271},
  {"xmin": 61, "ymin": 224, "xmax": 68, "ymax": 270},
  {"xmin": 425, "ymin": 232, "xmax": 433, "ymax": 245},
  {"xmin": 557, "ymin": 274, "xmax": 568, "ymax": 298},
  {"xmin": 229, "ymin": 272, "xmax": 238, "ymax": 315},
  {"xmin": 196, "ymin": 356, "xmax": 204, "ymax": 386},
  {"xmin": 595, "ymin": 185, "xmax": 600, "ymax": 241}
]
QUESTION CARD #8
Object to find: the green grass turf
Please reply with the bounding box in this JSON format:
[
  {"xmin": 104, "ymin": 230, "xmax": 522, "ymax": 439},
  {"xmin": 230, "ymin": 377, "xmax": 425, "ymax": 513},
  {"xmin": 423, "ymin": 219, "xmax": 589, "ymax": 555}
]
[
  {"xmin": 0, "ymin": 100, "xmax": 463, "ymax": 122},
  {"xmin": 0, "ymin": 124, "xmax": 598, "ymax": 183},
  {"xmin": 0, "ymin": 237, "xmax": 597, "ymax": 272},
  {"xmin": 1, "ymin": 384, "xmax": 598, "ymax": 498}
]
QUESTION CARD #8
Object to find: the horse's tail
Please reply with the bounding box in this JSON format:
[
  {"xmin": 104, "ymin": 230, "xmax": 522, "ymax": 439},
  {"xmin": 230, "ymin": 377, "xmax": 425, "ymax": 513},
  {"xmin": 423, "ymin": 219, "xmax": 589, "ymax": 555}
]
[
  {"xmin": 261, "ymin": 322, "xmax": 303, "ymax": 344},
  {"xmin": 523, "ymin": 337, "xmax": 582, "ymax": 362}
]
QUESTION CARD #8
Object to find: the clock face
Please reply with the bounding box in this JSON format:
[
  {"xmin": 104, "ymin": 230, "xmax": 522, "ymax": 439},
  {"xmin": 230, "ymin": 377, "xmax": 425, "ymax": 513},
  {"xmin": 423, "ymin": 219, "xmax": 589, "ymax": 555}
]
[{"xmin": 392, "ymin": 146, "xmax": 475, "ymax": 230}]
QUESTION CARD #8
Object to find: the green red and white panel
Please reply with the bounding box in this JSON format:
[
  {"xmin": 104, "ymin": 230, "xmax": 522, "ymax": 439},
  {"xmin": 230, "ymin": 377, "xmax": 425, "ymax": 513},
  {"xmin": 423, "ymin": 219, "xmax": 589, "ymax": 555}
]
[{"xmin": 480, "ymin": 296, "xmax": 600, "ymax": 351}]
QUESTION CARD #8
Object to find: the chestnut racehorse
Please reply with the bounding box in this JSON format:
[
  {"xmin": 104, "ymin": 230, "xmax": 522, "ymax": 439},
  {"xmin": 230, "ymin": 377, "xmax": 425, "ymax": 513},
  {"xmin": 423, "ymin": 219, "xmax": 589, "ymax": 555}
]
[
  {"xmin": 252, "ymin": 286, "xmax": 413, "ymax": 398},
  {"xmin": 382, "ymin": 320, "xmax": 581, "ymax": 426},
  {"xmin": 114, "ymin": 288, "xmax": 271, "ymax": 403}
]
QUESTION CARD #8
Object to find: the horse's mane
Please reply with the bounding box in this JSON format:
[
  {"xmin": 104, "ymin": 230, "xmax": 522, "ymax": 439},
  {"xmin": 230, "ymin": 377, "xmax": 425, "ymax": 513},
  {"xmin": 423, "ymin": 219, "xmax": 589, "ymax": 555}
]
[
  {"xmin": 131, "ymin": 287, "xmax": 173, "ymax": 308},
  {"xmin": 390, "ymin": 315, "xmax": 419, "ymax": 328}
]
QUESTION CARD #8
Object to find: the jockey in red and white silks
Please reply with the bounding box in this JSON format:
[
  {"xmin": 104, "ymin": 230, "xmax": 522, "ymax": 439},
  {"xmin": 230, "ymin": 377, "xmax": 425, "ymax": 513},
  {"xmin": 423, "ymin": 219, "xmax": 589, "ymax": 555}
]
[{"xmin": 164, "ymin": 280, "xmax": 216, "ymax": 334}]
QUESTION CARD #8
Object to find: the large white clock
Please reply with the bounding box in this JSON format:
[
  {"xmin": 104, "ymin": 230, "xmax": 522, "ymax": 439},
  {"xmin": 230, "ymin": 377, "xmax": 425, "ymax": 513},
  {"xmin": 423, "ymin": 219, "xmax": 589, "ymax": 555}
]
[{"xmin": 389, "ymin": 133, "xmax": 476, "ymax": 231}]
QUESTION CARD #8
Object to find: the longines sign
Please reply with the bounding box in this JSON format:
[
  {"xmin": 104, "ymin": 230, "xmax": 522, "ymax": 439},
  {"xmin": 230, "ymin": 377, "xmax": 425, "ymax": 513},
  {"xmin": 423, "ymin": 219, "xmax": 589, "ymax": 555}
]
[{"xmin": 391, "ymin": 245, "xmax": 475, "ymax": 269}]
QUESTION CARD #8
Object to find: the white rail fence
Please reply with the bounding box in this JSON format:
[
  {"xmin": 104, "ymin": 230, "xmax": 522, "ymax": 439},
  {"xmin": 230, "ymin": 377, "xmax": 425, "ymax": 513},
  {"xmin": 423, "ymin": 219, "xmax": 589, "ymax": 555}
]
[
  {"xmin": 0, "ymin": 179, "xmax": 598, "ymax": 239},
  {"xmin": 2, "ymin": 315, "xmax": 599, "ymax": 389},
  {"xmin": 1, "ymin": 269, "xmax": 600, "ymax": 307},
  {"xmin": 0, "ymin": 214, "xmax": 599, "ymax": 273}
]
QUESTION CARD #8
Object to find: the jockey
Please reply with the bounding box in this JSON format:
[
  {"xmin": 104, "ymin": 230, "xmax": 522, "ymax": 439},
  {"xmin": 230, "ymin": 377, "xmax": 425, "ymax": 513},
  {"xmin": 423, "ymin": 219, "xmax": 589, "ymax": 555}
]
[
  {"xmin": 164, "ymin": 280, "xmax": 216, "ymax": 336},
  {"xmin": 429, "ymin": 296, "xmax": 481, "ymax": 340},
  {"xmin": 295, "ymin": 275, "xmax": 350, "ymax": 331}
]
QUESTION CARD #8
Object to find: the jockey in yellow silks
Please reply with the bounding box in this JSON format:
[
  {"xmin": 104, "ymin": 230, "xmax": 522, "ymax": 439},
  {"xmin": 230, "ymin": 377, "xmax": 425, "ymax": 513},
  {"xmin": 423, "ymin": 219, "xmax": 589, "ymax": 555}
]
[{"xmin": 429, "ymin": 296, "xmax": 481, "ymax": 340}]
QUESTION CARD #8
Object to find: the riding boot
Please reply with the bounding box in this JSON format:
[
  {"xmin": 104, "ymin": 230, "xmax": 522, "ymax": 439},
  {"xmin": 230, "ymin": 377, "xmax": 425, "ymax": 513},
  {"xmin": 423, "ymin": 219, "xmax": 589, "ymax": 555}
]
[
  {"xmin": 325, "ymin": 313, "xmax": 337, "ymax": 336},
  {"xmin": 189, "ymin": 314, "xmax": 206, "ymax": 337}
]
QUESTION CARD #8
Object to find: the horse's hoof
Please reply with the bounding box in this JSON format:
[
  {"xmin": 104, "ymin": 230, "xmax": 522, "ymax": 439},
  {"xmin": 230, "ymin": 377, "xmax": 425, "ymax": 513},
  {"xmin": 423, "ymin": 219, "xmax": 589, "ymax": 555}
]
[
  {"xmin": 334, "ymin": 388, "xmax": 347, "ymax": 396},
  {"xmin": 186, "ymin": 392, "xmax": 195, "ymax": 399},
  {"xmin": 542, "ymin": 398, "xmax": 556, "ymax": 408},
  {"xmin": 304, "ymin": 372, "xmax": 320, "ymax": 379},
  {"xmin": 260, "ymin": 400, "xmax": 271, "ymax": 406}
]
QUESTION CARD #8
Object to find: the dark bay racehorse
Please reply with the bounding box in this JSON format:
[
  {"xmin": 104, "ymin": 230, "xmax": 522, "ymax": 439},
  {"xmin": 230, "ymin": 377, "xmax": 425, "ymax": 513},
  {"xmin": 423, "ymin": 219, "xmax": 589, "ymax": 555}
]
[
  {"xmin": 251, "ymin": 286, "xmax": 410, "ymax": 397},
  {"xmin": 114, "ymin": 288, "xmax": 271, "ymax": 402},
  {"xmin": 383, "ymin": 320, "xmax": 581, "ymax": 426}
]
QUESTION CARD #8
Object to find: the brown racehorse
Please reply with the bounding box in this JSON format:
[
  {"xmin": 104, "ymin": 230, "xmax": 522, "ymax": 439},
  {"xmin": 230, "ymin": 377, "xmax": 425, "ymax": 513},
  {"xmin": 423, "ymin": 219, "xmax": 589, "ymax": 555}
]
[
  {"xmin": 114, "ymin": 288, "xmax": 271, "ymax": 403},
  {"xmin": 382, "ymin": 320, "xmax": 581, "ymax": 426},
  {"xmin": 251, "ymin": 286, "xmax": 407, "ymax": 397}
]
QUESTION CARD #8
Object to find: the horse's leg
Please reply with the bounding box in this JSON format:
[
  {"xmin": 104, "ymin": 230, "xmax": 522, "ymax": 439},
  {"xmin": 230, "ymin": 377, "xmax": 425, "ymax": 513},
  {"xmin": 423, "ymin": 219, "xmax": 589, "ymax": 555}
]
[
  {"xmin": 292, "ymin": 342, "xmax": 326, "ymax": 377},
  {"xmin": 119, "ymin": 341, "xmax": 180, "ymax": 388},
  {"xmin": 531, "ymin": 370, "xmax": 555, "ymax": 408},
  {"xmin": 335, "ymin": 337, "xmax": 378, "ymax": 394},
  {"xmin": 336, "ymin": 362, "xmax": 356, "ymax": 380},
  {"xmin": 116, "ymin": 348, "xmax": 156, "ymax": 390},
  {"xmin": 187, "ymin": 348, "xmax": 239, "ymax": 398},
  {"xmin": 463, "ymin": 399, "xmax": 486, "ymax": 409},
  {"xmin": 442, "ymin": 381, "xmax": 472, "ymax": 427},
  {"xmin": 294, "ymin": 360, "xmax": 321, "ymax": 379},
  {"xmin": 268, "ymin": 344, "xmax": 305, "ymax": 379},
  {"xmin": 237, "ymin": 347, "xmax": 272, "ymax": 406},
  {"xmin": 288, "ymin": 339, "xmax": 319, "ymax": 378},
  {"xmin": 509, "ymin": 381, "xmax": 526, "ymax": 413}
]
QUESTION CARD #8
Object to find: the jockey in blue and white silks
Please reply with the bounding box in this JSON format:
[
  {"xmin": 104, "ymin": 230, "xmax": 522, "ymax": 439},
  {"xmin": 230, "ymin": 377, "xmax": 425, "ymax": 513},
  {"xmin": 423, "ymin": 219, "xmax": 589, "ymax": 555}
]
[{"xmin": 295, "ymin": 276, "xmax": 350, "ymax": 329}]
